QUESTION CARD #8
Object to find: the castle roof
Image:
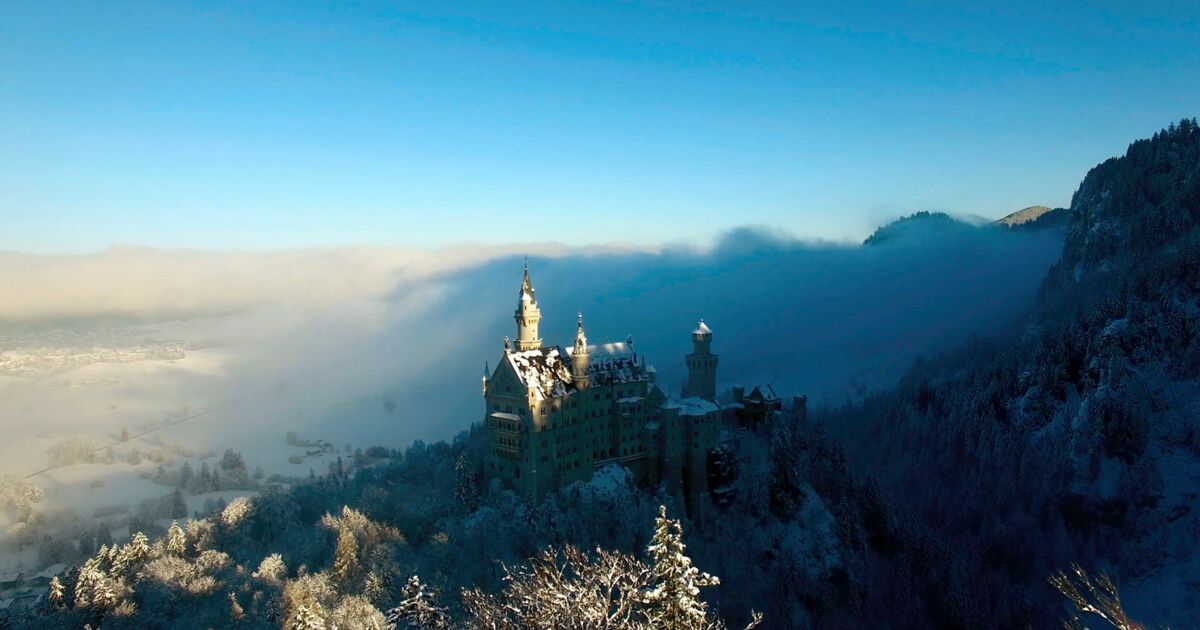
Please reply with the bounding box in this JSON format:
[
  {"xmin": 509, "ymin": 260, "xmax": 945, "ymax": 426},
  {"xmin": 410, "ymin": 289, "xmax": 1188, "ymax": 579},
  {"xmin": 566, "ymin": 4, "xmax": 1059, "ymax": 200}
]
[
  {"xmin": 663, "ymin": 396, "xmax": 720, "ymax": 417},
  {"xmin": 746, "ymin": 384, "xmax": 780, "ymax": 403},
  {"xmin": 505, "ymin": 346, "xmax": 572, "ymax": 401},
  {"xmin": 693, "ymin": 320, "xmax": 712, "ymax": 335},
  {"xmin": 567, "ymin": 341, "xmax": 648, "ymax": 387},
  {"xmin": 504, "ymin": 340, "xmax": 654, "ymax": 401}
]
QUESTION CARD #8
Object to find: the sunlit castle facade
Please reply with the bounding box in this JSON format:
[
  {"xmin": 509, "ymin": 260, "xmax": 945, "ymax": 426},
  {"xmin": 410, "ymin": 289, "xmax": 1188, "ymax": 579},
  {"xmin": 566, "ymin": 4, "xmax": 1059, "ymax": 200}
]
[{"xmin": 483, "ymin": 265, "xmax": 721, "ymax": 511}]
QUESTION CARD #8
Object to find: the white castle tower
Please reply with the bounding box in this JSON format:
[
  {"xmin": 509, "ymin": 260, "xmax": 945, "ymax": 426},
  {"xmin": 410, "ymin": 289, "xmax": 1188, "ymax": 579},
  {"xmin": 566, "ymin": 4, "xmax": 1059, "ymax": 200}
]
[
  {"xmin": 683, "ymin": 320, "xmax": 718, "ymax": 400},
  {"xmin": 513, "ymin": 263, "xmax": 542, "ymax": 351},
  {"xmin": 571, "ymin": 313, "xmax": 590, "ymax": 389}
]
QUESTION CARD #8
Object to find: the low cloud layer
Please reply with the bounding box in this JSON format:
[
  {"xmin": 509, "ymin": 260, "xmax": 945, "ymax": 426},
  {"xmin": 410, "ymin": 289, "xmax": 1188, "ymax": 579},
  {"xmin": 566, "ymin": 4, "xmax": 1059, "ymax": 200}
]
[{"xmin": 0, "ymin": 222, "xmax": 1064, "ymax": 466}]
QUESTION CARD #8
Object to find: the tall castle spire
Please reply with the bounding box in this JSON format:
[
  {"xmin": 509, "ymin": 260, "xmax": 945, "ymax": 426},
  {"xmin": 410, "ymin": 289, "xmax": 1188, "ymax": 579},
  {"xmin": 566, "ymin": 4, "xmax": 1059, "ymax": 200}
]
[
  {"xmin": 571, "ymin": 313, "xmax": 590, "ymax": 390},
  {"xmin": 513, "ymin": 262, "xmax": 543, "ymax": 351}
]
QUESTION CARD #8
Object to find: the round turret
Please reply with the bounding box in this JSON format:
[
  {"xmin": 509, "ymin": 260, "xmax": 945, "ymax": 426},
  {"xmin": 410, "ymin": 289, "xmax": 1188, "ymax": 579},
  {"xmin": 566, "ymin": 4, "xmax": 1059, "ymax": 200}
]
[{"xmin": 684, "ymin": 319, "xmax": 718, "ymax": 400}]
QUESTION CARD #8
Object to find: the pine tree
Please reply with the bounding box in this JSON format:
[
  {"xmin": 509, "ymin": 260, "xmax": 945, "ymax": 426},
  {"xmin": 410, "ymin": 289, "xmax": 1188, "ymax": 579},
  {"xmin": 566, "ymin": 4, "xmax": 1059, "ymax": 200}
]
[
  {"xmin": 170, "ymin": 488, "xmax": 188, "ymax": 519},
  {"xmin": 180, "ymin": 460, "xmax": 194, "ymax": 489},
  {"xmin": 125, "ymin": 531, "xmax": 150, "ymax": 565},
  {"xmin": 129, "ymin": 445, "xmax": 142, "ymax": 465},
  {"xmin": 384, "ymin": 576, "xmax": 450, "ymax": 630},
  {"xmin": 289, "ymin": 603, "xmax": 327, "ymax": 630},
  {"xmin": 74, "ymin": 560, "xmax": 99, "ymax": 608},
  {"xmin": 640, "ymin": 505, "xmax": 720, "ymax": 630},
  {"xmin": 47, "ymin": 575, "xmax": 64, "ymax": 608},
  {"xmin": 363, "ymin": 571, "xmax": 386, "ymax": 604},
  {"xmin": 331, "ymin": 522, "xmax": 359, "ymax": 585},
  {"xmin": 453, "ymin": 454, "xmax": 481, "ymax": 512},
  {"xmin": 93, "ymin": 576, "xmax": 120, "ymax": 610},
  {"xmin": 95, "ymin": 521, "xmax": 113, "ymax": 549},
  {"xmin": 198, "ymin": 462, "xmax": 213, "ymax": 492},
  {"xmin": 166, "ymin": 520, "xmax": 187, "ymax": 556}
]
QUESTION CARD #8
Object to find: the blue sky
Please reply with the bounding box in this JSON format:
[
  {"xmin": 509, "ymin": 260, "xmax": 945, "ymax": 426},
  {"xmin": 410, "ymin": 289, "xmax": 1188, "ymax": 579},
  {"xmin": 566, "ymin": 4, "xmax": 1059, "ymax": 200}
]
[{"xmin": 2, "ymin": 1, "xmax": 1197, "ymax": 253}]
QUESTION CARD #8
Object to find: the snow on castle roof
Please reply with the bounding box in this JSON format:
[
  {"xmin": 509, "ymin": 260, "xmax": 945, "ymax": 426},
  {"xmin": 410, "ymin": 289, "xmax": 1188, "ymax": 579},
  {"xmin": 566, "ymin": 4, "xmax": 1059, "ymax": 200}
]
[
  {"xmin": 664, "ymin": 396, "xmax": 720, "ymax": 416},
  {"xmin": 505, "ymin": 346, "xmax": 572, "ymax": 401},
  {"xmin": 567, "ymin": 341, "xmax": 648, "ymax": 387}
]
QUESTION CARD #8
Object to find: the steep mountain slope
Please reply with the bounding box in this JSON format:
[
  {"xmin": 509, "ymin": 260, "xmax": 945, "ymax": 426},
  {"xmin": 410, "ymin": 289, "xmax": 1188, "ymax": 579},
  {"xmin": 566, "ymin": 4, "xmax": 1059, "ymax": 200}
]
[{"xmin": 830, "ymin": 119, "xmax": 1200, "ymax": 627}]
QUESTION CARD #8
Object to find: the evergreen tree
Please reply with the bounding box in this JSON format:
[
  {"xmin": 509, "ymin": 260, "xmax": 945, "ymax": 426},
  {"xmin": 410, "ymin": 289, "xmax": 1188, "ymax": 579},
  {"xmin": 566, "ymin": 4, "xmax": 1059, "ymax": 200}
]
[
  {"xmin": 384, "ymin": 576, "xmax": 450, "ymax": 630},
  {"xmin": 179, "ymin": 460, "xmax": 194, "ymax": 490},
  {"xmin": 95, "ymin": 522, "xmax": 113, "ymax": 549},
  {"xmin": 331, "ymin": 522, "xmax": 359, "ymax": 585},
  {"xmin": 47, "ymin": 576, "xmax": 64, "ymax": 608},
  {"xmin": 92, "ymin": 576, "xmax": 120, "ymax": 610},
  {"xmin": 73, "ymin": 559, "xmax": 101, "ymax": 608},
  {"xmin": 170, "ymin": 488, "xmax": 188, "ymax": 519},
  {"xmin": 640, "ymin": 505, "xmax": 720, "ymax": 630},
  {"xmin": 198, "ymin": 462, "xmax": 213, "ymax": 492},
  {"xmin": 363, "ymin": 571, "xmax": 386, "ymax": 604},
  {"xmin": 289, "ymin": 603, "xmax": 327, "ymax": 630},
  {"xmin": 166, "ymin": 520, "xmax": 187, "ymax": 556},
  {"xmin": 453, "ymin": 454, "xmax": 481, "ymax": 512},
  {"xmin": 124, "ymin": 531, "xmax": 150, "ymax": 566}
]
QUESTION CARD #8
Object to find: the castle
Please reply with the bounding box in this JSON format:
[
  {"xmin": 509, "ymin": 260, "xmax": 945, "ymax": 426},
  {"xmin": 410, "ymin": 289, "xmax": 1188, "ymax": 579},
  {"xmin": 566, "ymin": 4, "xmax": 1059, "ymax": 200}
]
[{"xmin": 482, "ymin": 265, "xmax": 722, "ymax": 511}]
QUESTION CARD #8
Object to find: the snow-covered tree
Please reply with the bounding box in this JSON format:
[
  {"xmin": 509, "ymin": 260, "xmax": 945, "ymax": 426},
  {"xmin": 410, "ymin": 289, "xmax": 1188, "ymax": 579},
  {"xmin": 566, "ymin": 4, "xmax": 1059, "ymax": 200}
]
[
  {"xmin": 384, "ymin": 576, "xmax": 450, "ymax": 630},
  {"xmin": 47, "ymin": 575, "xmax": 65, "ymax": 608},
  {"xmin": 289, "ymin": 603, "xmax": 327, "ymax": 630},
  {"xmin": 254, "ymin": 553, "xmax": 288, "ymax": 585},
  {"xmin": 329, "ymin": 595, "xmax": 387, "ymax": 629},
  {"xmin": 332, "ymin": 522, "xmax": 359, "ymax": 585},
  {"xmin": 639, "ymin": 505, "xmax": 720, "ymax": 630},
  {"xmin": 221, "ymin": 496, "xmax": 254, "ymax": 528},
  {"xmin": 91, "ymin": 573, "xmax": 121, "ymax": 610},
  {"xmin": 363, "ymin": 571, "xmax": 386, "ymax": 604},
  {"xmin": 166, "ymin": 520, "xmax": 187, "ymax": 556},
  {"xmin": 125, "ymin": 531, "xmax": 151, "ymax": 566},
  {"xmin": 1051, "ymin": 565, "xmax": 1144, "ymax": 630}
]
